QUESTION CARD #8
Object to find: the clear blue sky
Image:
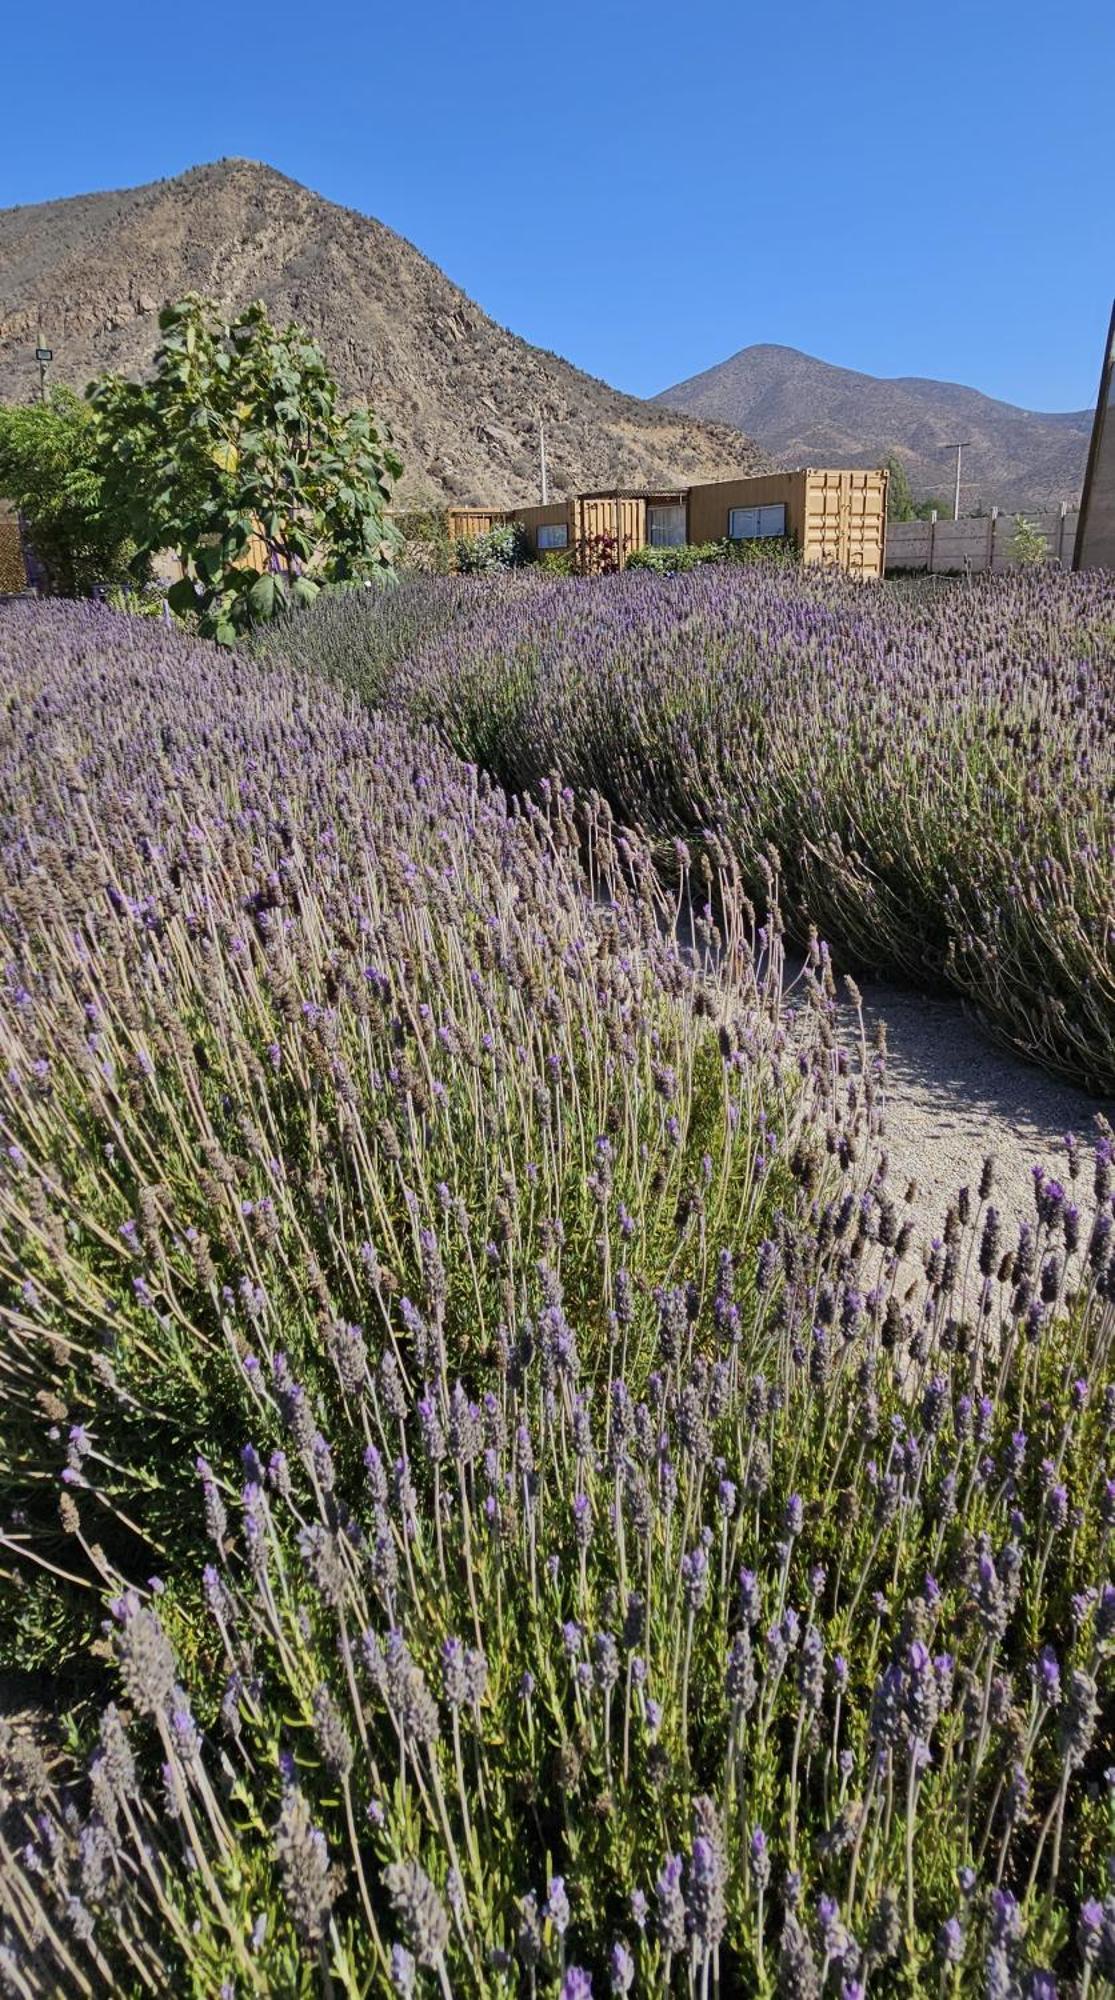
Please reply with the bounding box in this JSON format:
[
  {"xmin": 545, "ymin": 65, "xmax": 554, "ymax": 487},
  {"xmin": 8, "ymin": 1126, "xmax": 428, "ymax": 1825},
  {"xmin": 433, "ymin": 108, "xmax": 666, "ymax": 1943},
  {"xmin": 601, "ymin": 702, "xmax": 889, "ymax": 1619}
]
[{"xmin": 3, "ymin": 0, "xmax": 1112, "ymax": 411}]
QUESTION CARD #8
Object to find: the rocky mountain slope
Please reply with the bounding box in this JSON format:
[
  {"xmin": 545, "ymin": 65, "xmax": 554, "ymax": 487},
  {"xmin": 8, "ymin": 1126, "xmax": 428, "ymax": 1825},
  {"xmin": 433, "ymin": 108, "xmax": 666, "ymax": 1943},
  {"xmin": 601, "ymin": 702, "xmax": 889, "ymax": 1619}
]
[
  {"xmin": 653, "ymin": 343, "xmax": 1091, "ymax": 513},
  {"xmin": 0, "ymin": 160, "xmax": 770, "ymax": 505}
]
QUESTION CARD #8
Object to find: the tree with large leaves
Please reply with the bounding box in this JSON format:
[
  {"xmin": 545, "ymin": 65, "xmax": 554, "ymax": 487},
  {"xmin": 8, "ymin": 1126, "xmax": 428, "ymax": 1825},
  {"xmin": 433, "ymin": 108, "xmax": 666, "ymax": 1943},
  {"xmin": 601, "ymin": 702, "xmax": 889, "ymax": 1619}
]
[
  {"xmin": 90, "ymin": 295, "xmax": 402, "ymax": 641},
  {"xmin": 0, "ymin": 387, "xmax": 141, "ymax": 597}
]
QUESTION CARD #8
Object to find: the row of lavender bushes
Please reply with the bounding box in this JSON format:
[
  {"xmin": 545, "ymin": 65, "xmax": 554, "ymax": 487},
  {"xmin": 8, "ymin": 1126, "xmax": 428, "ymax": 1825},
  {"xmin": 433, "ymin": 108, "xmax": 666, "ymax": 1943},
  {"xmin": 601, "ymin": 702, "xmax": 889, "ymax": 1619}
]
[
  {"xmin": 257, "ymin": 567, "xmax": 1115, "ymax": 1095},
  {"xmin": 0, "ymin": 602, "xmax": 1112, "ymax": 1997}
]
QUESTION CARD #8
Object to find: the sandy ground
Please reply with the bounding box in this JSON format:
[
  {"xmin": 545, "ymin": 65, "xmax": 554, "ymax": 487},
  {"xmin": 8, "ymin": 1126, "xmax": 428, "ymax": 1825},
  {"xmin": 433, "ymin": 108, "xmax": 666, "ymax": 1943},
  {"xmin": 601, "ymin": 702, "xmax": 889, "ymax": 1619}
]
[{"xmin": 844, "ymin": 972, "xmax": 1114, "ymax": 1252}]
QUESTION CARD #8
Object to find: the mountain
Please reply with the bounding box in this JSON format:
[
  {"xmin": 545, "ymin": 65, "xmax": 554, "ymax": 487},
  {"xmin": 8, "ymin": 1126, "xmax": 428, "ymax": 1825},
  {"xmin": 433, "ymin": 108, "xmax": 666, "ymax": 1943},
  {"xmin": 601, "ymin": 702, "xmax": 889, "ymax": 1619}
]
[
  {"xmin": 0, "ymin": 160, "xmax": 769, "ymax": 506},
  {"xmin": 652, "ymin": 344, "xmax": 1092, "ymax": 513}
]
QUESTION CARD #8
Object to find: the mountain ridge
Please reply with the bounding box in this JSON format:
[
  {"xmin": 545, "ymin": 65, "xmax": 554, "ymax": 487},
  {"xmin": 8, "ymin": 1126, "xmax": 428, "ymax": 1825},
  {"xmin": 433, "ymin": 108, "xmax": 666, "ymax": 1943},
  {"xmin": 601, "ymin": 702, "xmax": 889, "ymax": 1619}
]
[
  {"xmin": 652, "ymin": 342, "xmax": 1091, "ymax": 512},
  {"xmin": 0, "ymin": 159, "xmax": 770, "ymax": 506}
]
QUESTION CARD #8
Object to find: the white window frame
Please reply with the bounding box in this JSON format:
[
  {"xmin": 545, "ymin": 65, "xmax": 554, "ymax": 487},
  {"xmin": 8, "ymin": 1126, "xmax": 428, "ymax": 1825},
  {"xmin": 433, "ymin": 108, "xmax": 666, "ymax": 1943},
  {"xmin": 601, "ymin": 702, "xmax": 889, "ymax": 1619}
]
[
  {"xmin": 727, "ymin": 502, "xmax": 787, "ymax": 541},
  {"xmin": 537, "ymin": 523, "xmax": 568, "ymax": 550},
  {"xmin": 646, "ymin": 503, "xmax": 688, "ymax": 548}
]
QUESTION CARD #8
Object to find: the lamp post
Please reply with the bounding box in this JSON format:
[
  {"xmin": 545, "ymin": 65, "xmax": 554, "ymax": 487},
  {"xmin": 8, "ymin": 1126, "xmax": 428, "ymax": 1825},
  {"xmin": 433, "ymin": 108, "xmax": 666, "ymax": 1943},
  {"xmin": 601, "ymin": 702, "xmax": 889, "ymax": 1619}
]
[
  {"xmin": 35, "ymin": 347, "xmax": 53, "ymax": 403},
  {"xmin": 941, "ymin": 440, "xmax": 971, "ymax": 521}
]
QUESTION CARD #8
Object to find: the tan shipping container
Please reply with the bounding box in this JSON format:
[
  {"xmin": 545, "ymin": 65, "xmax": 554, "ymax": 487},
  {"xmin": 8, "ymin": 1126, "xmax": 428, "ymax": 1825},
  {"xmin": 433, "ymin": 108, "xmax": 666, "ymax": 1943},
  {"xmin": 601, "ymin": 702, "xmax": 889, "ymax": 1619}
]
[
  {"xmin": 512, "ymin": 500, "xmax": 577, "ymax": 556},
  {"xmin": 446, "ymin": 507, "xmax": 510, "ymax": 542},
  {"xmin": 686, "ymin": 468, "xmax": 888, "ymax": 578},
  {"xmin": 575, "ymin": 493, "xmax": 645, "ymax": 569},
  {"xmin": 504, "ymin": 494, "xmax": 655, "ymax": 569},
  {"xmin": 452, "ymin": 469, "xmax": 888, "ymax": 578}
]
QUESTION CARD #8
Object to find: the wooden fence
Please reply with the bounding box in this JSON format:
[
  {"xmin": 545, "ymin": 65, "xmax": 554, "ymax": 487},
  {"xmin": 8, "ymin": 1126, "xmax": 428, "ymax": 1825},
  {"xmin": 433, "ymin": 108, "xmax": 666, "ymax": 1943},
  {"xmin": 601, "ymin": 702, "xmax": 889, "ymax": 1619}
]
[{"xmin": 885, "ymin": 504, "xmax": 1079, "ymax": 574}]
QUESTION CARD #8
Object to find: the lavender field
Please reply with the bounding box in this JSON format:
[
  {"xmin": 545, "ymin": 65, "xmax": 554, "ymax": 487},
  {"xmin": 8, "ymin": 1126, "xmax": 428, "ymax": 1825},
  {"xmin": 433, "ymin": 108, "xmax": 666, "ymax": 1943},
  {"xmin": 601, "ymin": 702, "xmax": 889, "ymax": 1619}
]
[
  {"xmin": 0, "ymin": 592, "xmax": 1113, "ymax": 1998},
  {"xmin": 261, "ymin": 566, "xmax": 1115, "ymax": 1095}
]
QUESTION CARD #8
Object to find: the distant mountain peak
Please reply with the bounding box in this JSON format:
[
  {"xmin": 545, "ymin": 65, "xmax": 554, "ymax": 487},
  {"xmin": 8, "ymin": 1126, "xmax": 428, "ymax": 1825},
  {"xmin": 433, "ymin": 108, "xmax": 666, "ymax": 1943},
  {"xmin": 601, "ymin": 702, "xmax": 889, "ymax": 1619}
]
[
  {"xmin": 652, "ymin": 345, "xmax": 1089, "ymax": 511},
  {"xmin": 0, "ymin": 161, "xmax": 769, "ymax": 506}
]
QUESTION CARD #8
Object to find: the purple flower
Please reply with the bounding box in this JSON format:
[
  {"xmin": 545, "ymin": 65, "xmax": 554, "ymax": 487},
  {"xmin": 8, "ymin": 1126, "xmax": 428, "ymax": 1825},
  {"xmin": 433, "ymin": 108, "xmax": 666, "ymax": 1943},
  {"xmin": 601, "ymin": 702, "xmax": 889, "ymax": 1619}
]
[
  {"xmin": 545, "ymin": 1876, "xmax": 570, "ymax": 1936},
  {"xmin": 561, "ymin": 1971, "xmax": 592, "ymax": 2000},
  {"xmin": 654, "ymin": 1854, "xmax": 686, "ymax": 1954},
  {"xmin": 608, "ymin": 1940, "xmax": 634, "ymax": 1993}
]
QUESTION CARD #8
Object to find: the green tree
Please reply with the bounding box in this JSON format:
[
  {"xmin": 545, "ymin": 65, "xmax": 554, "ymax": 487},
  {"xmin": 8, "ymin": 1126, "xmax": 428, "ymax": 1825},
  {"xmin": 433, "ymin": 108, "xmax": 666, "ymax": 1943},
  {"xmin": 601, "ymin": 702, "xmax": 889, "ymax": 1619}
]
[
  {"xmin": 90, "ymin": 296, "xmax": 402, "ymax": 642},
  {"xmin": 0, "ymin": 387, "xmax": 140, "ymax": 596},
  {"xmin": 884, "ymin": 453, "xmax": 951, "ymax": 522},
  {"xmin": 883, "ymin": 452, "xmax": 917, "ymax": 521}
]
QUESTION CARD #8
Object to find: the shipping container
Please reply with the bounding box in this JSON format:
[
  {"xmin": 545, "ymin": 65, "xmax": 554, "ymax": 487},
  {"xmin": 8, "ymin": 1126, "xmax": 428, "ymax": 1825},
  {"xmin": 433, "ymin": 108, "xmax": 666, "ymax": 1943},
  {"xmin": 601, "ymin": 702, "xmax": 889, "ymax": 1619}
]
[
  {"xmin": 511, "ymin": 501, "xmax": 577, "ymax": 556},
  {"xmin": 449, "ymin": 468, "xmax": 889, "ymax": 578},
  {"xmin": 686, "ymin": 468, "xmax": 888, "ymax": 578},
  {"xmin": 445, "ymin": 508, "xmax": 509, "ymax": 543}
]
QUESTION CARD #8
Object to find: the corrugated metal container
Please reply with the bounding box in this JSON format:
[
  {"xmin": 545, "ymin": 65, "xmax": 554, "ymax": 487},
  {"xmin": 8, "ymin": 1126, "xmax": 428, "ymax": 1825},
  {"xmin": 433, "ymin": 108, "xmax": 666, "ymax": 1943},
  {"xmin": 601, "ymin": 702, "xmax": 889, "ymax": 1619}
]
[
  {"xmin": 453, "ymin": 471, "xmax": 888, "ymax": 577},
  {"xmin": 508, "ymin": 494, "xmax": 668, "ymax": 570},
  {"xmin": 513, "ymin": 501, "xmax": 576, "ymax": 556},
  {"xmin": 800, "ymin": 469, "xmax": 887, "ymax": 575},
  {"xmin": 575, "ymin": 493, "xmax": 645, "ymax": 569},
  {"xmin": 686, "ymin": 469, "xmax": 888, "ymax": 577},
  {"xmin": 446, "ymin": 508, "xmax": 509, "ymax": 542}
]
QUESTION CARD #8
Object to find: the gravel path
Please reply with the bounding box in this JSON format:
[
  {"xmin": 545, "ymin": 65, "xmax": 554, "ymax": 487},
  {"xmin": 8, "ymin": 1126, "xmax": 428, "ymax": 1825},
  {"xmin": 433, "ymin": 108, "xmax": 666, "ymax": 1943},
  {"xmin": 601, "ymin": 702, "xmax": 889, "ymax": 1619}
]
[{"xmin": 845, "ymin": 973, "xmax": 1115, "ymax": 1251}]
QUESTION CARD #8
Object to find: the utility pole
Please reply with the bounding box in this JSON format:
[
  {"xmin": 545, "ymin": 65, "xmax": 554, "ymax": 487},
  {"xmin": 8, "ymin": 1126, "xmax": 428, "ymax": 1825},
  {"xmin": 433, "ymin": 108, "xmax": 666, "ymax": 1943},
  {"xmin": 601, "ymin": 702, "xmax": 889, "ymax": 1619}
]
[
  {"xmin": 35, "ymin": 345, "xmax": 53, "ymax": 403},
  {"xmin": 943, "ymin": 440, "xmax": 971, "ymax": 520},
  {"xmin": 538, "ymin": 410, "xmax": 549, "ymax": 505}
]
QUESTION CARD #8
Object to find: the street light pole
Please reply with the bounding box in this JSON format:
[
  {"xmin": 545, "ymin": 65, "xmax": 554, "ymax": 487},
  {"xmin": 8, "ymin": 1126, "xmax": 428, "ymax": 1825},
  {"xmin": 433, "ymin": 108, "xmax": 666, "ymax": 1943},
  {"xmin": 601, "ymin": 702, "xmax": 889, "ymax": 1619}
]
[
  {"xmin": 538, "ymin": 410, "xmax": 549, "ymax": 505},
  {"xmin": 943, "ymin": 440, "xmax": 971, "ymax": 521},
  {"xmin": 35, "ymin": 346, "xmax": 53, "ymax": 404}
]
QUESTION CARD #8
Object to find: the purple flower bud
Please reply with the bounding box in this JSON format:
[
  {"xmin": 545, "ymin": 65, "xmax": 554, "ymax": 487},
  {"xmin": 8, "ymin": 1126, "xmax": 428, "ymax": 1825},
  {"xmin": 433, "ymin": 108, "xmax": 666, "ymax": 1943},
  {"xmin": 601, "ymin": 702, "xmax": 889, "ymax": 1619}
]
[{"xmin": 545, "ymin": 1876, "xmax": 570, "ymax": 1936}]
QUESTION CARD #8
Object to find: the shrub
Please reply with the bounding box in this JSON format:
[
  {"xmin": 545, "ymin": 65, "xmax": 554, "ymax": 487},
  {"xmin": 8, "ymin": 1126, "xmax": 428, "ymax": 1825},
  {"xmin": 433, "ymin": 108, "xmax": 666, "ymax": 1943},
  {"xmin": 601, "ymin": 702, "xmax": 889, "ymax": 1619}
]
[
  {"xmin": 536, "ymin": 545, "xmax": 577, "ymax": 577},
  {"xmin": 576, "ymin": 531, "xmax": 619, "ymax": 576},
  {"xmin": 89, "ymin": 295, "xmax": 401, "ymax": 642},
  {"xmin": 0, "ymin": 387, "xmax": 142, "ymax": 597},
  {"xmin": 394, "ymin": 508, "xmax": 455, "ymax": 575},
  {"xmin": 246, "ymin": 573, "xmax": 483, "ymax": 705},
  {"xmin": 2, "ymin": 599, "xmax": 1114, "ymax": 1995},
  {"xmin": 454, "ymin": 522, "xmax": 528, "ymax": 574},
  {"xmin": 1010, "ymin": 516, "xmax": 1051, "ymax": 566},
  {"xmin": 311, "ymin": 564, "xmax": 1115, "ymax": 1092},
  {"xmin": 626, "ymin": 541, "xmax": 719, "ymax": 575},
  {"xmin": 627, "ymin": 538, "xmax": 798, "ymax": 575}
]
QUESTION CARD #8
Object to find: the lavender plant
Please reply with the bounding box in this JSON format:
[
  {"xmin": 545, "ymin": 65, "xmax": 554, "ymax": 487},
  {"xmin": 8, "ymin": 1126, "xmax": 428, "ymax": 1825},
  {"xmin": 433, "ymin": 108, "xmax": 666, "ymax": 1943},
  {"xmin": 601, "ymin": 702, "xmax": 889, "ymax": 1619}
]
[
  {"xmin": 0, "ymin": 602, "xmax": 1113, "ymax": 1997},
  {"xmin": 269, "ymin": 566, "xmax": 1115, "ymax": 1092}
]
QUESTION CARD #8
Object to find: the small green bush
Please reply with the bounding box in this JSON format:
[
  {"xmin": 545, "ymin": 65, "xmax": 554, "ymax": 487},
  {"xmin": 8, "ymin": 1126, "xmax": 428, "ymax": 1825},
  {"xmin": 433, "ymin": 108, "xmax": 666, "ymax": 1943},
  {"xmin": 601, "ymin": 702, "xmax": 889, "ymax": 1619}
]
[
  {"xmin": 1009, "ymin": 515, "xmax": 1050, "ymax": 566},
  {"xmin": 536, "ymin": 545, "xmax": 577, "ymax": 577},
  {"xmin": 627, "ymin": 537, "xmax": 798, "ymax": 576},
  {"xmin": 454, "ymin": 522, "xmax": 528, "ymax": 574},
  {"xmin": 394, "ymin": 507, "xmax": 455, "ymax": 575}
]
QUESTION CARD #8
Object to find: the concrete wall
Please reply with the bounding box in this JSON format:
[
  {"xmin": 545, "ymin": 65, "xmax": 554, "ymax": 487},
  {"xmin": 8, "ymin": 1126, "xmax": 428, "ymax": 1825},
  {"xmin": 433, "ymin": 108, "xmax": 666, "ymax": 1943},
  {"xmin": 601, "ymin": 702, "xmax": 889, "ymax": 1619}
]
[{"xmin": 886, "ymin": 506, "xmax": 1079, "ymax": 574}]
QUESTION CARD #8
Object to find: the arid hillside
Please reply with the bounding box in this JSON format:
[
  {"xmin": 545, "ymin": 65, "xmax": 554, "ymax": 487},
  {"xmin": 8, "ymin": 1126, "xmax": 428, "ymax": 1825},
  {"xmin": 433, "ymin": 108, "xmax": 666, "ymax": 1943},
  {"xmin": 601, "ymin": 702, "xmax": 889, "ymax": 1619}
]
[
  {"xmin": 0, "ymin": 159, "xmax": 770, "ymax": 505},
  {"xmin": 654, "ymin": 342, "xmax": 1091, "ymax": 513}
]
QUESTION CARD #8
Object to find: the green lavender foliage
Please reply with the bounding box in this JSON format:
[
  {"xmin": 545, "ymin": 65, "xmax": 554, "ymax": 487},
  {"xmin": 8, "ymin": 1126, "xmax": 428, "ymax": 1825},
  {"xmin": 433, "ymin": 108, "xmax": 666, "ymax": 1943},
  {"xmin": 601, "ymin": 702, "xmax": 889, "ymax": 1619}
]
[
  {"xmin": 262, "ymin": 565, "xmax": 1115, "ymax": 1093},
  {"xmin": 0, "ymin": 601, "xmax": 1114, "ymax": 2000}
]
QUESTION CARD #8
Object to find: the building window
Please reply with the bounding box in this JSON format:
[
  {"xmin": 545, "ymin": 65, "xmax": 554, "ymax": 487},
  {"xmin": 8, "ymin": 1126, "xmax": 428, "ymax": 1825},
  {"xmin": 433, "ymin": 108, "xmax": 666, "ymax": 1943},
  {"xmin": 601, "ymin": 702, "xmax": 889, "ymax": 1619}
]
[
  {"xmin": 728, "ymin": 502, "xmax": 787, "ymax": 541},
  {"xmin": 647, "ymin": 503, "xmax": 687, "ymax": 548},
  {"xmin": 537, "ymin": 523, "xmax": 568, "ymax": 550}
]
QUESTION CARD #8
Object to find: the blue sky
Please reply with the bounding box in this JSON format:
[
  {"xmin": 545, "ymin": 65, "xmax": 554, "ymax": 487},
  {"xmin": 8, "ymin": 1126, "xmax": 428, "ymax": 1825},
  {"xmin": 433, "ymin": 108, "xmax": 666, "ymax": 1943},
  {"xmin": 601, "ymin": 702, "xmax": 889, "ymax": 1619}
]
[{"xmin": 3, "ymin": 0, "xmax": 1112, "ymax": 411}]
